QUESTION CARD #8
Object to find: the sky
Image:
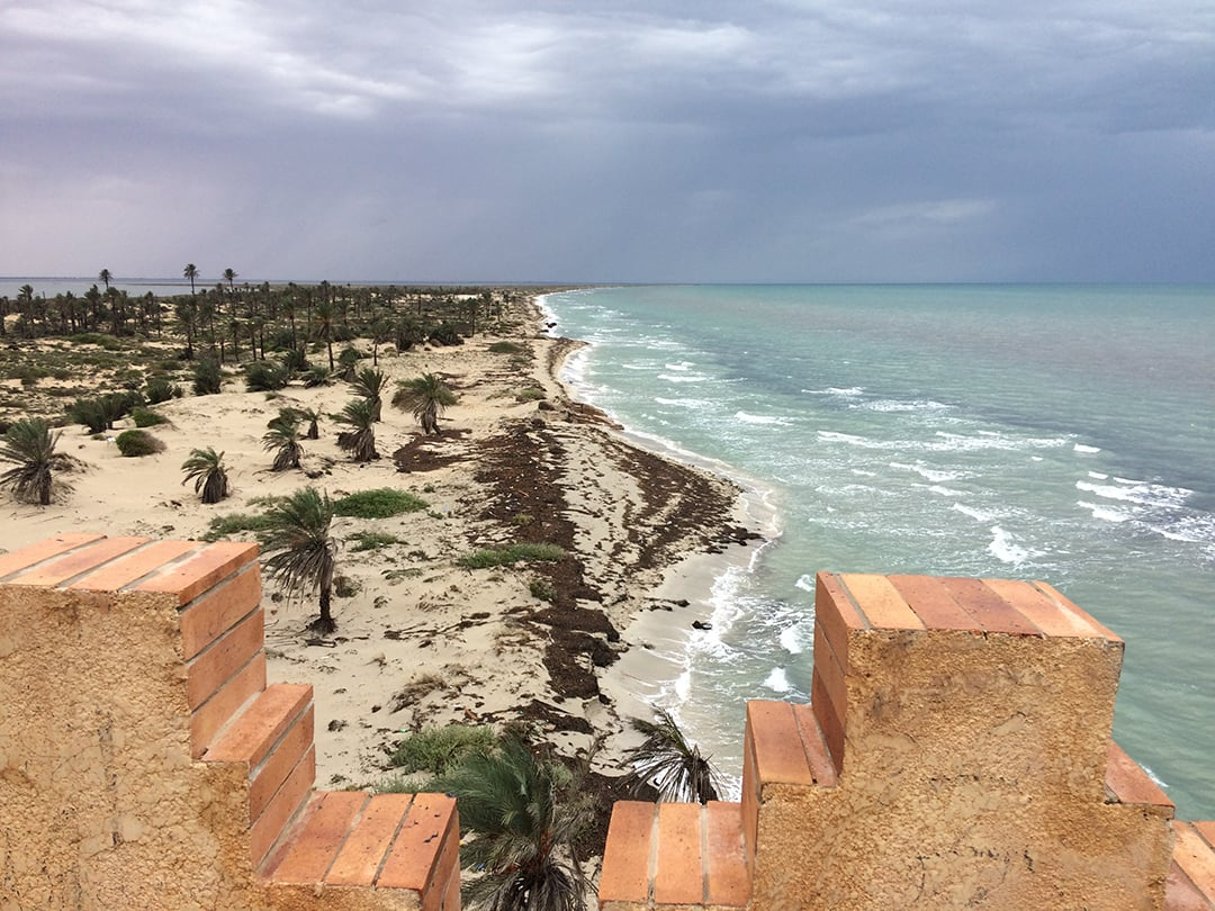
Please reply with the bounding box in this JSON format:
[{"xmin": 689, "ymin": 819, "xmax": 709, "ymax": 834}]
[{"xmin": 2, "ymin": 1, "xmax": 1214, "ymax": 284}]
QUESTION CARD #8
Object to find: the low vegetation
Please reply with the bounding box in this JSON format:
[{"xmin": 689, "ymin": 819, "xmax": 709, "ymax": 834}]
[
  {"xmin": 458, "ymin": 542, "xmax": 566, "ymax": 569},
  {"xmin": 115, "ymin": 429, "xmax": 165, "ymax": 457},
  {"xmin": 347, "ymin": 530, "xmax": 403, "ymax": 552},
  {"xmin": 388, "ymin": 724, "xmax": 497, "ymax": 775},
  {"xmin": 332, "ymin": 487, "xmax": 427, "ymax": 519}
]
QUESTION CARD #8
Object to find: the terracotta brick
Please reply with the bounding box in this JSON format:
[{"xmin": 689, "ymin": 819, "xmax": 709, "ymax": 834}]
[
  {"xmin": 840, "ymin": 573, "xmax": 924, "ymax": 631},
  {"xmin": 889, "ymin": 574, "xmax": 982, "ymax": 632},
  {"xmin": 66, "ymin": 539, "xmax": 199, "ymax": 592},
  {"xmin": 1174, "ymin": 822, "xmax": 1215, "ymax": 901},
  {"xmin": 1165, "ymin": 861, "xmax": 1211, "ymax": 911},
  {"xmin": 705, "ymin": 802, "xmax": 749, "ymax": 907},
  {"xmin": 250, "ymin": 745, "xmax": 317, "ymax": 867},
  {"xmin": 811, "ymin": 623, "xmax": 846, "ymax": 744},
  {"xmin": 600, "ymin": 801, "xmax": 656, "ymax": 903},
  {"xmin": 654, "ymin": 803, "xmax": 702, "ymax": 905},
  {"xmin": 815, "ymin": 573, "xmax": 866, "ymax": 673},
  {"xmin": 7, "ymin": 536, "xmax": 148, "ymax": 587},
  {"xmin": 792, "ymin": 703, "xmax": 838, "ymax": 787},
  {"xmin": 811, "ymin": 674, "xmax": 846, "ymax": 775},
  {"xmin": 740, "ymin": 733, "xmax": 759, "ymax": 871},
  {"xmin": 190, "ymin": 652, "xmax": 266, "ymax": 759},
  {"xmin": 270, "ymin": 791, "xmax": 368, "ymax": 884},
  {"xmin": 423, "ymin": 809, "xmax": 461, "ymax": 911},
  {"xmin": 179, "ymin": 565, "xmax": 262, "ymax": 660},
  {"xmin": 940, "ymin": 577, "xmax": 1041, "ymax": 636},
  {"xmin": 981, "ymin": 578, "xmax": 1102, "ymax": 639},
  {"xmin": 440, "ymin": 856, "xmax": 461, "ymax": 911},
  {"xmin": 249, "ymin": 704, "xmax": 314, "ymax": 822},
  {"xmin": 377, "ymin": 793, "xmax": 457, "ymax": 891},
  {"xmin": 185, "ymin": 608, "xmax": 264, "ymax": 710},
  {"xmin": 327, "ymin": 794, "xmax": 415, "ymax": 887},
  {"xmin": 0, "ymin": 532, "xmax": 105, "ymax": 580},
  {"xmin": 1032, "ymin": 581, "xmax": 1122, "ymax": 643},
  {"xmin": 1196, "ymin": 822, "xmax": 1215, "ymax": 850},
  {"xmin": 1105, "ymin": 742, "xmax": 1174, "ymax": 813},
  {"xmin": 205, "ymin": 683, "xmax": 312, "ymax": 767},
  {"xmin": 746, "ymin": 701, "xmax": 812, "ymax": 787},
  {"xmin": 134, "ymin": 541, "xmax": 258, "ymax": 605}
]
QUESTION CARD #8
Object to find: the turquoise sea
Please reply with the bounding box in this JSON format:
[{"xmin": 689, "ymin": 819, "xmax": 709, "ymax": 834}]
[{"xmin": 541, "ymin": 285, "xmax": 1214, "ymax": 819}]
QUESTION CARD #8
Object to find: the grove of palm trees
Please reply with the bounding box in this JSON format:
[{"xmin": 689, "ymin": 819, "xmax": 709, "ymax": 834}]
[{"xmin": 0, "ymin": 276, "xmax": 748, "ymax": 908}]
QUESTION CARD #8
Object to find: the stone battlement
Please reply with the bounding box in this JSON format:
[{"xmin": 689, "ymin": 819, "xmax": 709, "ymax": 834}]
[{"xmin": 0, "ymin": 533, "xmax": 459, "ymax": 911}]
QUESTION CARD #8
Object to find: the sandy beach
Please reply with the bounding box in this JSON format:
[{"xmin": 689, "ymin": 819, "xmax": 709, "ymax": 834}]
[{"xmin": 0, "ymin": 295, "xmax": 759, "ymax": 796}]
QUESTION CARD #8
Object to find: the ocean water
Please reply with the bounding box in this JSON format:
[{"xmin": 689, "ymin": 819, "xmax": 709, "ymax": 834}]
[{"xmin": 541, "ymin": 284, "xmax": 1215, "ymax": 819}]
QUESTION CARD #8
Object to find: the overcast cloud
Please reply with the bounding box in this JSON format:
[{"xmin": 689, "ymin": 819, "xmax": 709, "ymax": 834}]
[{"xmin": 2, "ymin": 1, "xmax": 1213, "ymax": 282}]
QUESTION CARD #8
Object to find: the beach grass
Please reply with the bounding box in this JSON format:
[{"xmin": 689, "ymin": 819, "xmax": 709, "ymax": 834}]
[
  {"xmin": 458, "ymin": 542, "xmax": 566, "ymax": 569},
  {"xmin": 332, "ymin": 488, "xmax": 428, "ymax": 519}
]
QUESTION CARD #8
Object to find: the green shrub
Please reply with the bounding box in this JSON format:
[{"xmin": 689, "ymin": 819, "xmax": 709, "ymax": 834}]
[
  {"xmin": 529, "ymin": 577, "xmax": 555, "ymax": 602},
  {"xmin": 333, "ymin": 488, "xmax": 428, "ymax": 519},
  {"xmin": 67, "ymin": 398, "xmax": 109, "ymax": 434},
  {"xmin": 428, "ymin": 321, "xmax": 464, "ymax": 346},
  {"xmin": 303, "ymin": 365, "xmax": 331, "ymax": 388},
  {"xmin": 193, "ymin": 358, "xmax": 222, "ymax": 395},
  {"xmin": 515, "ymin": 386, "xmax": 545, "ymax": 403},
  {"xmin": 334, "ymin": 575, "xmax": 362, "ymax": 598},
  {"xmin": 389, "ymin": 724, "xmax": 497, "ymax": 775},
  {"xmin": 131, "ymin": 406, "xmax": 170, "ymax": 428},
  {"xmin": 69, "ymin": 333, "xmax": 124, "ymax": 351},
  {"xmin": 487, "ymin": 341, "xmax": 524, "ymax": 355},
  {"xmin": 244, "ymin": 360, "xmax": 289, "ymax": 392},
  {"xmin": 348, "ymin": 531, "xmax": 404, "ymax": 552},
  {"xmin": 458, "ymin": 543, "xmax": 566, "ymax": 569},
  {"xmin": 282, "ymin": 347, "xmax": 309, "ymax": 374},
  {"xmin": 203, "ymin": 512, "xmax": 278, "ymax": 541},
  {"xmin": 115, "ymin": 429, "xmax": 165, "ymax": 457}
]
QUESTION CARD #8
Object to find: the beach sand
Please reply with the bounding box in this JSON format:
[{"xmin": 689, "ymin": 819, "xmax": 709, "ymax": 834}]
[{"xmin": 0, "ymin": 296, "xmax": 759, "ymax": 793}]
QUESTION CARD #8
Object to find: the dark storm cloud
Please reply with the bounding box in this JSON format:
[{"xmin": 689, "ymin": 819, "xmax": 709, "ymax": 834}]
[{"xmin": 2, "ymin": 1, "xmax": 1212, "ymax": 281}]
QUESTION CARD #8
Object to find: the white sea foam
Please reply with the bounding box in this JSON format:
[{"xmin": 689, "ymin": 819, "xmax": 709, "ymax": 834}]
[
  {"xmin": 850, "ymin": 468, "xmax": 877, "ymax": 477},
  {"xmin": 1076, "ymin": 501, "xmax": 1133, "ymax": 523},
  {"xmin": 988, "ymin": 526, "xmax": 1031, "ymax": 565},
  {"xmin": 619, "ymin": 363, "xmax": 651, "ymax": 371},
  {"xmin": 763, "ymin": 668, "xmax": 792, "ymax": 693},
  {"xmin": 654, "ymin": 397, "xmax": 710, "ymax": 409},
  {"xmin": 665, "ymin": 361, "xmax": 696, "ymax": 371},
  {"xmin": 890, "ymin": 461, "xmax": 966, "ymax": 483},
  {"xmin": 1073, "ymin": 443, "xmax": 1102, "ymax": 454},
  {"xmin": 804, "ymin": 386, "xmax": 864, "ymax": 397},
  {"xmin": 854, "ymin": 398, "xmax": 951, "ymax": 413},
  {"xmin": 1075, "ymin": 479, "xmax": 1192, "ymax": 508},
  {"xmin": 952, "ymin": 503, "xmax": 994, "ymax": 522},
  {"xmin": 1088, "ymin": 471, "xmax": 1110, "ymax": 480},
  {"xmin": 794, "ymin": 574, "xmax": 815, "ymax": 593},
  {"xmin": 779, "ymin": 624, "xmax": 806, "ymax": 655},
  {"xmin": 735, "ymin": 411, "xmax": 792, "ymax": 426},
  {"xmin": 926, "ymin": 485, "xmax": 967, "ymax": 497},
  {"xmin": 818, "ymin": 430, "xmax": 878, "ymax": 447},
  {"xmin": 657, "ymin": 373, "xmax": 709, "ymax": 383}
]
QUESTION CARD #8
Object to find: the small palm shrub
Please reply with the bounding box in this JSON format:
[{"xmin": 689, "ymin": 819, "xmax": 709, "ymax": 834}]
[
  {"xmin": 257, "ymin": 487, "xmax": 338, "ymax": 633},
  {"xmin": 337, "ymin": 346, "xmax": 361, "ymax": 381},
  {"xmin": 298, "ymin": 407, "xmax": 321, "ymax": 439},
  {"xmin": 0, "ymin": 418, "xmax": 63, "ymax": 505},
  {"xmin": 333, "ymin": 398, "xmax": 379, "ymax": 462},
  {"xmin": 428, "ymin": 321, "xmax": 464, "ymax": 346},
  {"xmin": 193, "ymin": 358, "xmax": 222, "ymax": 395},
  {"xmin": 244, "ymin": 360, "xmax": 289, "ymax": 392},
  {"xmin": 282, "ymin": 347, "xmax": 310, "ymax": 374},
  {"xmin": 115, "ymin": 429, "xmax": 166, "ymax": 457},
  {"xmin": 67, "ymin": 398, "xmax": 109, "ymax": 434},
  {"xmin": 181, "ymin": 447, "xmax": 230, "ymax": 504},
  {"xmin": 393, "ymin": 373, "xmax": 457, "ymax": 435},
  {"xmin": 263, "ymin": 410, "xmax": 303, "ymax": 471},
  {"xmin": 302, "ymin": 365, "xmax": 331, "ymax": 388},
  {"xmin": 349, "ymin": 367, "xmax": 387, "ymax": 421}
]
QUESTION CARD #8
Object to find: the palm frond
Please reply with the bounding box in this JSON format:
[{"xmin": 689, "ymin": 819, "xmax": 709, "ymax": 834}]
[
  {"xmin": 0, "ymin": 419, "xmax": 62, "ymax": 505},
  {"xmin": 180, "ymin": 446, "xmax": 229, "ymax": 503},
  {"xmin": 621, "ymin": 709, "xmax": 720, "ymax": 803}
]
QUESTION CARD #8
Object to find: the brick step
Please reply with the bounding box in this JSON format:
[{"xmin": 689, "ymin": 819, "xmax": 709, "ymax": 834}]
[
  {"xmin": 1104, "ymin": 741, "xmax": 1174, "ymax": 817},
  {"xmin": 600, "ymin": 800, "xmax": 749, "ymax": 910},
  {"xmin": 1167, "ymin": 821, "xmax": 1215, "ymax": 910},
  {"xmin": 262, "ymin": 790, "xmax": 460, "ymax": 909},
  {"xmin": 204, "ymin": 683, "xmax": 317, "ymax": 867}
]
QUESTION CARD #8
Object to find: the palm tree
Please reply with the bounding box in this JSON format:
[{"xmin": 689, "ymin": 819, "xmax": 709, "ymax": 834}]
[
  {"xmin": 432, "ymin": 736, "xmax": 591, "ymax": 911},
  {"xmin": 263, "ymin": 410, "xmax": 304, "ymax": 471},
  {"xmin": 620, "ymin": 709, "xmax": 720, "ymax": 803},
  {"xmin": 184, "ymin": 263, "xmax": 198, "ymax": 295},
  {"xmin": 223, "ymin": 268, "xmax": 237, "ymax": 290},
  {"xmin": 314, "ymin": 299, "xmax": 336, "ymax": 371},
  {"xmin": 0, "ymin": 419, "xmax": 62, "ymax": 506},
  {"xmin": 393, "ymin": 373, "xmax": 456, "ymax": 435},
  {"xmin": 98, "ymin": 268, "xmax": 112, "ymax": 292},
  {"xmin": 333, "ymin": 398, "xmax": 378, "ymax": 462},
  {"xmin": 180, "ymin": 447, "xmax": 230, "ymax": 504},
  {"xmin": 258, "ymin": 487, "xmax": 338, "ymax": 634},
  {"xmin": 349, "ymin": 366, "xmax": 387, "ymax": 422}
]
